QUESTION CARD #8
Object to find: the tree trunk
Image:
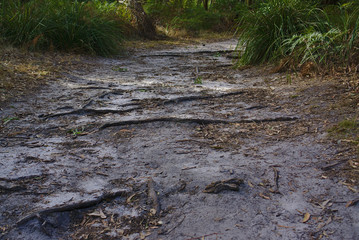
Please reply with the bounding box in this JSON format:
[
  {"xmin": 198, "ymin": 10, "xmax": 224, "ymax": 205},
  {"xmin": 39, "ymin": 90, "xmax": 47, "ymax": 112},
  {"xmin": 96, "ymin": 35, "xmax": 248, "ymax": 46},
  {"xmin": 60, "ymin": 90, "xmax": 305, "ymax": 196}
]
[{"xmin": 127, "ymin": 0, "xmax": 157, "ymax": 39}]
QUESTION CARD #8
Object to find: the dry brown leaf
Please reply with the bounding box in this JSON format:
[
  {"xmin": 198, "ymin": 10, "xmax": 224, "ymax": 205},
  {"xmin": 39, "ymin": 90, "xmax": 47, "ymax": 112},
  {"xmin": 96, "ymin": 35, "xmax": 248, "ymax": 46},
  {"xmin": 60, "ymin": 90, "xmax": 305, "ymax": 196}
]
[
  {"xmin": 346, "ymin": 198, "xmax": 359, "ymax": 207},
  {"xmin": 259, "ymin": 192, "xmax": 271, "ymax": 200},
  {"xmin": 247, "ymin": 180, "xmax": 254, "ymax": 188},
  {"xmin": 302, "ymin": 213, "xmax": 311, "ymax": 223},
  {"xmin": 88, "ymin": 209, "xmax": 106, "ymax": 219}
]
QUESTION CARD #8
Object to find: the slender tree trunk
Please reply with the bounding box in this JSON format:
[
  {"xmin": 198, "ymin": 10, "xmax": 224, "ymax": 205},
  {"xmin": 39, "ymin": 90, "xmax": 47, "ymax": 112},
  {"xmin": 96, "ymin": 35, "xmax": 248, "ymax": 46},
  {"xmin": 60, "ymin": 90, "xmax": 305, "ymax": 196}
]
[
  {"xmin": 127, "ymin": 0, "xmax": 157, "ymax": 39},
  {"xmin": 203, "ymin": 0, "xmax": 209, "ymax": 11}
]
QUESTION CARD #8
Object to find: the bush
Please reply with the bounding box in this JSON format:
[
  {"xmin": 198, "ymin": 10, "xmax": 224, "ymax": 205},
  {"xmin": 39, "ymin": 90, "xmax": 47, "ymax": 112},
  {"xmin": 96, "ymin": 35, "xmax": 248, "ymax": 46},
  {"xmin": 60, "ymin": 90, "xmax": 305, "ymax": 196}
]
[
  {"xmin": 144, "ymin": 0, "xmax": 241, "ymax": 33},
  {"xmin": 281, "ymin": 2, "xmax": 359, "ymax": 69},
  {"xmin": 237, "ymin": 0, "xmax": 323, "ymax": 65},
  {"xmin": 0, "ymin": 0, "xmax": 129, "ymax": 56}
]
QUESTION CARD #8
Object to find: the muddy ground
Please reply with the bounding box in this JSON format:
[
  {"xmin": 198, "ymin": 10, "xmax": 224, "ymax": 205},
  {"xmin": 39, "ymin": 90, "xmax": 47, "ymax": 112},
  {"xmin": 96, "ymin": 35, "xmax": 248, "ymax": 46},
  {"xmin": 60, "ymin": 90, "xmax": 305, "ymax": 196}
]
[{"xmin": 0, "ymin": 39, "xmax": 358, "ymax": 240}]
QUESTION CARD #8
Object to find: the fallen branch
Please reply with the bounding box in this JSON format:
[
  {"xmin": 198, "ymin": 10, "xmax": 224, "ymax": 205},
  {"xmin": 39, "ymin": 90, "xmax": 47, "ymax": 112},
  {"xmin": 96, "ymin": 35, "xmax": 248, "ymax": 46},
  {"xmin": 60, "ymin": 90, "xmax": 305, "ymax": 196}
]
[
  {"xmin": 321, "ymin": 159, "xmax": 348, "ymax": 171},
  {"xmin": 203, "ymin": 178, "xmax": 243, "ymax": 194},
  {"xmin": 99, "ymin": 116, "xmax": 298, "ymax": 130},
  {"xmin": 16, "ymin": 189, "xmax": 129, "ymax": 227}
]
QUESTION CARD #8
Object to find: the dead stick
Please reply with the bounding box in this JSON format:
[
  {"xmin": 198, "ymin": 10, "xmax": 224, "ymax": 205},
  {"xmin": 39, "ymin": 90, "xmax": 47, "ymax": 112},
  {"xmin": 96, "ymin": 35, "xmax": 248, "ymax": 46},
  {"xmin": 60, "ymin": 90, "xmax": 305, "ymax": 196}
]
[
  {"xmin": 272, "ymin": 167, "xmax": 281, "ymax": 194},
  {"xmin": 186, "ymin": 232, "xmax": 221, "ymax": 240},
  {"xmin": 16, "ymin": 189, "xmax": 128, "ymax": 226},
  {"xmin": 161, "ymin": 216, "xmax": 186, "ymax": 235},
  {"xmin": 148, "ymin": 178, "xmax": 160, "ymax": 217}
]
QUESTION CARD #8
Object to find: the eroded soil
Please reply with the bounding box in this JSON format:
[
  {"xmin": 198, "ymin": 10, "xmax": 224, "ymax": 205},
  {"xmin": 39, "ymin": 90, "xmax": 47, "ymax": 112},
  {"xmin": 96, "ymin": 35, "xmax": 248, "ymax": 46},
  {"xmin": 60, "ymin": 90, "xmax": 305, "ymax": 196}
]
[{"xmin": 0, "ymin": 39, "xmax": 358, "ymax": 240}]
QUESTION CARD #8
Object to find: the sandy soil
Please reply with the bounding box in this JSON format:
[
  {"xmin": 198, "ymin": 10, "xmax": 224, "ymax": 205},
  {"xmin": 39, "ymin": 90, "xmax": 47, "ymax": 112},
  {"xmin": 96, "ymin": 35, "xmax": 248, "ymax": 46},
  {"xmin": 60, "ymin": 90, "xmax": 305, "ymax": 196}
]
[{"xmin": 0, "ymin": 39, "xmax": 358, "ymax": 240}]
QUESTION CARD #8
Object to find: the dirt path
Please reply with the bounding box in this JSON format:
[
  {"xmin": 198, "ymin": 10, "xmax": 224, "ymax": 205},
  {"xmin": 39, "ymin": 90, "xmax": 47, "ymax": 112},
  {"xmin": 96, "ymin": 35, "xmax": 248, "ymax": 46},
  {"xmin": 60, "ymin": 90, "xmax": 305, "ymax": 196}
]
[{"xmin": 0, "ymin": 39, "xmax": 358, "ymax": 240}]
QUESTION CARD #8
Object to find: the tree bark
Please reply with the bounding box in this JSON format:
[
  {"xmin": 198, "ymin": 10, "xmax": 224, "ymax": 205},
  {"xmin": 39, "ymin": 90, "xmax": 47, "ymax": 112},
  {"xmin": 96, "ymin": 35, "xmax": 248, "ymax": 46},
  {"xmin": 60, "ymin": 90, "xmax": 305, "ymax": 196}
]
[{"xmin": 127, "ymin": 0, "xmax": 157, "ymax": 39}]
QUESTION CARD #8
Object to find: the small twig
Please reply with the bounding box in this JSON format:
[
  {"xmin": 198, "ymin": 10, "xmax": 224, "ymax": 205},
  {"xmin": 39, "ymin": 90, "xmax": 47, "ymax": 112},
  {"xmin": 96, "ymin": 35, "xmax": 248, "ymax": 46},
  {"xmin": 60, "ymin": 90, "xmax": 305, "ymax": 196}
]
[
  {"xmin": 186, "ymin": 232, "xmax": 221, "ymax": 240},
  {"xmin": 272, "ymin": 167, "xmax": 281, "ymax": 194},
  {"xmin": 160, "ymin": 215, "xmax": 186, "ymax": 235},
  {"xmin": 321, "ymin": 159, "xmax": 348, "ymax": 171},
  {"xmin": 15, "ymin": 189, "xmax": 128, "ymax": 226}
]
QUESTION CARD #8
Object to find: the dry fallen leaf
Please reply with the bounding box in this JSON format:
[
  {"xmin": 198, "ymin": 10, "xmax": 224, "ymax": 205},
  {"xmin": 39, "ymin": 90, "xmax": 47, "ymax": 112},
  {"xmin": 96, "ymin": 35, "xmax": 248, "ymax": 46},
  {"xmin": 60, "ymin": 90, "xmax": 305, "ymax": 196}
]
[
  {"xmin": 247, "ymin": 180, "xmax": 254, "ymax": 188},
  {"xmin": 277, "ymin": 224, "xmax": 295, "ymax": 229},
  {"xmin": 259, "ymin": 192, "xmax": 271, "ymax": 200},
  {"xmin": 302, "ymin": 213, "xmax": 311, "ymax": 223},
  {"xmin": 346, "ymin": 198, "xmax": 359, "ymax": 207},
  {"xmin": 88, "ymin": 209, "xmax": 106, "ymax": 219}
]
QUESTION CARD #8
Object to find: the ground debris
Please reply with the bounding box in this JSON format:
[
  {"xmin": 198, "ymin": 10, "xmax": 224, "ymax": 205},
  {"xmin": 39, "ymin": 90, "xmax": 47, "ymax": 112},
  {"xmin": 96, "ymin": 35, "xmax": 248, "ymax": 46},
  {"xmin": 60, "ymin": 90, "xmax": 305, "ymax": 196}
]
[{"xmin": 203, "ymin": 178, "xmax": 243, "ymax": 194}]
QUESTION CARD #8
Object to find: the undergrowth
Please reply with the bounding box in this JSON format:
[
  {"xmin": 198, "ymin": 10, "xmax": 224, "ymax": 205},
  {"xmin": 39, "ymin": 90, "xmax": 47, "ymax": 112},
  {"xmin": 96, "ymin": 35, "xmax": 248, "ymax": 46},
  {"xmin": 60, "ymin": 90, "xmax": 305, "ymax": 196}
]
[
  {"xmin": 236, "ymin": 0, "xmax": 359, "ymax": 72},
  {"xmin": 329, "ymin": 119, "xmax": 359, "ymax": 150},
  {"xmin": 0, "ymin": 0, "xmax": 132, "ymax": 56},
  {"xmin": 145, "ymin": 0, "xmax": 242, "ymax": 33}
]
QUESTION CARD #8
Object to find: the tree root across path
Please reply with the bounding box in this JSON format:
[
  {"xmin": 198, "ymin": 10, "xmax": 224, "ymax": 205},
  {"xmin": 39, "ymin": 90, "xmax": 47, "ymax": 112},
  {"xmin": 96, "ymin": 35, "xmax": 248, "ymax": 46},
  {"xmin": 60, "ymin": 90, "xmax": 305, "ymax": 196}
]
[
  {"xmin": 39, "ymin": 91, "xmax": 247, "ymax": 119},
  {"xmin": 40, "ymin": 107, "xmax": 140, "ymax": 119},
  {"xmin": 99, "ymin": 116, "xmax": 298, "ymax": 129},
  {"xmin": 138, "ymin": 49, "xmax": 238, "ymax": 58}
]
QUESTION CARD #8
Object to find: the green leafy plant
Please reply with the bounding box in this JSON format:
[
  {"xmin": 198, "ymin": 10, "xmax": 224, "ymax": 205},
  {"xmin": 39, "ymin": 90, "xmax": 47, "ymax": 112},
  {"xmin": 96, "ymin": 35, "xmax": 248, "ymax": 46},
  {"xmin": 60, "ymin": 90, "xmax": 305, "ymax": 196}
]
[
  {"xmin": 194, "ymin": 76, "xmax": 203, "ymax": 84},
  {"xmin": 68, "ymin": 126, "xmax": 85, "ymax": 136},
  {"xmin": 328, "ymin": 118, "xmax": 359, "ymax": 149},
  {"xmin": 2, "ymin": 116, "xmax": 19, "ymax": 125},
  {"xmin": 112, "ymin": 66, "xmax": 128, "ymax": 72}
]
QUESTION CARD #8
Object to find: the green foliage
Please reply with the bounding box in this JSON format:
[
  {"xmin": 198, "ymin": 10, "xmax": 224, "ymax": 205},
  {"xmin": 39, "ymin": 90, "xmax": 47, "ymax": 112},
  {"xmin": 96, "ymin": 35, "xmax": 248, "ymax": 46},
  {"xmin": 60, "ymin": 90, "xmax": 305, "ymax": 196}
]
[
  {"xmin": 237, "ymin": 0, "xmax": 322, "ymax": 65},
  {"xmin": 282, "ymin": 2, "xmax": 359, "ymax": 68},
  {"xmin": 145, "ymin": 0, "xmax": 242, "ymax": 32},
  {"xmin": 0, "ymin": 0, "xmax": 130, "ymax": 56},
  {"xmin": 329, "ymin": 118, "xmax": 359, "ymax": 148},
  {"xmin": 237, "ymin": 0, "xmax": 359, "ymax": 69}
]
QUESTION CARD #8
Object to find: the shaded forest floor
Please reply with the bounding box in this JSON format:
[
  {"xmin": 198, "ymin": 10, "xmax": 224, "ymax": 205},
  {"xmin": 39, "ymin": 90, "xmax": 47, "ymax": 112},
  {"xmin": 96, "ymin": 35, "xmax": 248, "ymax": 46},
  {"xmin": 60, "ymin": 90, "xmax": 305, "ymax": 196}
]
[{"xmin": 0, "ymin": 39, "xmax": 358, "ymax": 239}]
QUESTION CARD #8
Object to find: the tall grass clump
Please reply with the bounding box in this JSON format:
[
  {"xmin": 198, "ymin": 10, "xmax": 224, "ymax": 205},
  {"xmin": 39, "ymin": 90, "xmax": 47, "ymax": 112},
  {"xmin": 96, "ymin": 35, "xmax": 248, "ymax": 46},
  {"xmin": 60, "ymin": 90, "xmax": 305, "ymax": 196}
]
[
  {"xmin": 281, "ymin": 1, "xmax": 359, "ymax": 70},
  {"xmin": 0, "ymin": 0, "xmax": 129, "ymax": 56},
  {"xmin": 237, "ymin": 0, "xmax": 322, "ymax": 65}
]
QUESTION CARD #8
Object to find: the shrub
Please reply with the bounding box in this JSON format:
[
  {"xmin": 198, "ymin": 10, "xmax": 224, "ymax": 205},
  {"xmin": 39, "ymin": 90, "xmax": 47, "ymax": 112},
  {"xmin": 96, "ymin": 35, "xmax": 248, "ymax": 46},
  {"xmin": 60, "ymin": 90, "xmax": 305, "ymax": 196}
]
[
  {"xmin": 281, "ymin": 2, "xmax": 359, "ymax": 69},
  {"xmin": 236, "ymin": 0, "xmax": 322, "ymax": 65},
  {"xmin": 0, "ymin": 0, "xmax": 128, "ymax": 56},
  {"xmin": 144, "ymin": 0, "xmax": 241, "ymax": 33}
]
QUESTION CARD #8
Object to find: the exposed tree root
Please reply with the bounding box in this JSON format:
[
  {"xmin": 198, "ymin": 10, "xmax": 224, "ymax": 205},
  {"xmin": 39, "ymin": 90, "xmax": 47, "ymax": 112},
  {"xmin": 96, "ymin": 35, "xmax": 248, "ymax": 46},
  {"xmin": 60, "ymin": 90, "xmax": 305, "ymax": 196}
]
[
  {"xmin": 161, "ymin": 91, "xmax": 245, "ymax": 105},
  {"xmin": 98, "ymin": 89, "xmax": 125, "ymax": 99},
  {"xmin": 41, "ymin": 107, "xmax": 140, "ymax": 119},
  {"xmin": 139, "ymin": 50, "xmax": 238, "ymax": 58},
  {"xmin": 99, "ymin": 116, "xmax": 298, "ymax": 129}
]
